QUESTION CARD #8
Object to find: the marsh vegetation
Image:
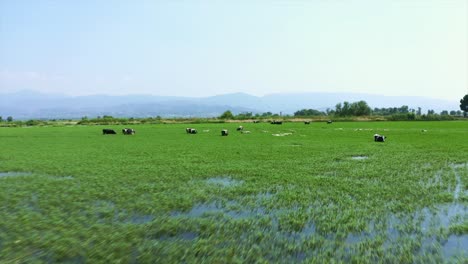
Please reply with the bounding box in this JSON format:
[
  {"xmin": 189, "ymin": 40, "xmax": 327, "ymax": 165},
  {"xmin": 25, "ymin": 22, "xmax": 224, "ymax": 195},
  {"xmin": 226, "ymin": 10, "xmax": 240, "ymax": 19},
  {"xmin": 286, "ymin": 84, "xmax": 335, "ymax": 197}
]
[{"xmin": 0, "ymin": 121, "xmax": 466, "ymax": 263}]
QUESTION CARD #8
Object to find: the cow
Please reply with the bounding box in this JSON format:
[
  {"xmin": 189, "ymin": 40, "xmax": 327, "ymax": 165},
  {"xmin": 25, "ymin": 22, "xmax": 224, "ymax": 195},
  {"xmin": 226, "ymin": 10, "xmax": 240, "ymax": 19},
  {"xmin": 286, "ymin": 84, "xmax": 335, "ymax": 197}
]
[
  {"xmin": 122, "ymin": 128, "xmax": 135, "ymax": 135},
  {"xmin": 253, "ymin": 120, "xmax": 260, "ymax": 123},
  {"xmin": 186, "ymin": 128, "xmax": 197, "ymax": 134},
  {"xmin": 102, "ymin": 129, "xmax": 116, "ymax": 135},
  {"xmin": 237, "ymin": 126, "xmax": 244, "ymax": 131},
  {"xmin": 271, "ymin": 120, "xmax": 283, "ymax": 125},
  {"xmin": 374, "ymin": 134, "xmax": 386, "ymax": 142},
  {"xmin": 327, "ymin": 120, "xmax": 333, "ymax": 124},
  {"xmin": 221, "ymin": 129, "xmax": 229, "ymax": 136},
  {"xmin": 304, "ymin": 121, "xmax": 310, "ymax": 125}
]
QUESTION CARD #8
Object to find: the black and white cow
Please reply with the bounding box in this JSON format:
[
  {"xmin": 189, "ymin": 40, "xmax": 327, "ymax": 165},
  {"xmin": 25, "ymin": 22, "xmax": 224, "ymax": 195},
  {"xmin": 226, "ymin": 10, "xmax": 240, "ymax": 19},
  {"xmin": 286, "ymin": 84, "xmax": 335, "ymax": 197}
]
[
  {"xmin": 327, "ymin": 120, "xmax": 333, "ymax": 124},
  {"xmin": 122, "ymin": 128, "xmax": 135, "ymax": 135},
  {"xmin": 221, "ymin": 129, "xmax": 229, "ymax": 136},
  {"xmin": 236, "ymin": 126, "xmax": 244, "ymax": 131},
  {"xmin": 374, "ymin": 134, "xmax": 386, "ymax": 142},
  {"xmin": 186, "ymin": 128, "xmax": 197, "ymax": 134},
  {"xmin": 271, "ymin": 120, "xmax": 283, "ymax": 125},
  {"xmin": 304, "ymin": 121, "xmax": 311, "ymax": 125},
  {"xmin": 102, "ymin": 129, "xmax": 117, "ymax": 135},
  {"xmin": 253, "ymin": 120, "xmax": 260, "ymax": 123}
]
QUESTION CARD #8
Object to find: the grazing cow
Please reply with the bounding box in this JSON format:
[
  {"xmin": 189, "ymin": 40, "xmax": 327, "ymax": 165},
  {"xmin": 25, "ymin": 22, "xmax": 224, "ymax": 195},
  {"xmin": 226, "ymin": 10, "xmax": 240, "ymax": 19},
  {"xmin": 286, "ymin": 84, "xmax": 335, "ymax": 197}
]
[
  {"xmin": 304, "ymin": 121, "xmax": 310, "ymax": 125},
  {"xmin": 221, "ymin": 129, "xmax": 229, "ymax": 136},
  {"xmin": 271, "ymin": 120, "xmax": 283, "ymax": 125},
  {"xmin": 253, "ymin": 120, "xmax": 260, "ymax": 123},
  {"xmin": 374, "ymin": 134, "xmax": 386, "ymax": 142},
  {"xmin": 122, "ymin": 128, "xmax": 135, "ymax": 135},
  {"xmin": 102, "ymin": 129, "xmax": 116, "ymax": 135},
  {"xmin": 327, "ymin": 120, "xmax": 333, "ymax": 124},
  {"xmin": 186, "ymin": 128, "xmax": 197, "ymax": 134},
  {"xmin": 237, "ymin": 126, "xmax": 244, "ymax": 131}
]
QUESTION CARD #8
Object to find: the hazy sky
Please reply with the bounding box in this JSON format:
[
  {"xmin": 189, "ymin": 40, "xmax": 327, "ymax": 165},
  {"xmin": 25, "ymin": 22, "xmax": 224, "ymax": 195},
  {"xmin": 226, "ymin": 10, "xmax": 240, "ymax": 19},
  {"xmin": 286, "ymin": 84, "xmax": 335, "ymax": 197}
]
[{"xmin": 0, "ymin": 0, "xmax": 466, "ymax": 100}]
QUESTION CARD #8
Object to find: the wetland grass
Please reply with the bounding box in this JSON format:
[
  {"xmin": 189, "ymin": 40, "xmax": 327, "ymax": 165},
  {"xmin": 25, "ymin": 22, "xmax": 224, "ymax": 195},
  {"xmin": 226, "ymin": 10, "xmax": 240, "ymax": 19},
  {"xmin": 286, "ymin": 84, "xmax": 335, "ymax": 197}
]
[{"xmin": 0, "ymin": 121, "xmax": 467, "ymax": 263}]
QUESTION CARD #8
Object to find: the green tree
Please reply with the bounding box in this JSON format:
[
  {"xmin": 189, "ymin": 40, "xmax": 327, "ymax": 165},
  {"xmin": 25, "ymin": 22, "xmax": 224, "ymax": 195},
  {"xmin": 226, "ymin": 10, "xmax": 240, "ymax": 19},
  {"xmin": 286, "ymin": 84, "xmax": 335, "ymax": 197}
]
[
  {"xmin": 335, "ymin": 101, "xmax": 371, "ymax": 116},
  {"xmin": 219, "ymin": 110, "xmax": 234, "ymax": 119},
  {"xmin": 460, "ymin": 94, "xmax": 468, "ymax": 115},
  {"xmin": 236, "ymin": 112, "xmax": 253, "ymax": 119},
  {"xmin": 0, "ymin": 116, "xmax": 2, "ymax": 122},
  {"xmin": 294, "ymin": 109, "xmax": 325, "ymax": 116},
  {"xmin": 6, "ymin": 116, "xmax": 13, "ymax": 122},
  {"xmin": 350, "ymin": 100, "xmax": 371, "ymax": 116},
  {"xmin": 335, "ymin": 103, "xmax": 342, "ymax": 116}
]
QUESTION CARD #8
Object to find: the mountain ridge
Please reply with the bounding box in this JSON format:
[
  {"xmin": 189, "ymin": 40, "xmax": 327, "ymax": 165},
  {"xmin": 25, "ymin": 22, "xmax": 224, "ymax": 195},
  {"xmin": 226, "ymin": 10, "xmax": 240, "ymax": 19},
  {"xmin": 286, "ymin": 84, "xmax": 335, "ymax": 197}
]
[{"xmin": 0, "ymin": 90, "xmax": 460, "ymax": 119}]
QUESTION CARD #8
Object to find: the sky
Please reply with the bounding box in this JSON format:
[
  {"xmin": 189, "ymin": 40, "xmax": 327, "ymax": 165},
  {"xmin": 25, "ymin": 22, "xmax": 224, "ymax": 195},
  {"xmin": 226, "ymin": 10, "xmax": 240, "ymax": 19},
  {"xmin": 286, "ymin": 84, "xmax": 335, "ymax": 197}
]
[{"xmin": 0, "ymin": 0, "xmax": 466, "ymax": 101}]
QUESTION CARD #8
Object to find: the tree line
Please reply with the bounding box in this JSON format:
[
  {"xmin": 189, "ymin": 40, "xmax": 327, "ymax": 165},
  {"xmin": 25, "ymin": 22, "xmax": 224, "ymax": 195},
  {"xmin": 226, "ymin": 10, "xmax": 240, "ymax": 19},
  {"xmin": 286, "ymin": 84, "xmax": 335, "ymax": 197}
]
[{"xmin": 2, "ymin": 94, "xmax": 468, "ymax": 125}]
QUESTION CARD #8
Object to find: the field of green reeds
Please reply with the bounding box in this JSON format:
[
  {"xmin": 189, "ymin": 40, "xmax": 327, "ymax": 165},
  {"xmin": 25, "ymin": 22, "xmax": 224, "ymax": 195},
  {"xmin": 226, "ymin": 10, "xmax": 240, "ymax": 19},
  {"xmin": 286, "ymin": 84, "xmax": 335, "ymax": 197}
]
[{"xmin": 0, "ymin": 121, "xmax": 467, "ymax": 263}]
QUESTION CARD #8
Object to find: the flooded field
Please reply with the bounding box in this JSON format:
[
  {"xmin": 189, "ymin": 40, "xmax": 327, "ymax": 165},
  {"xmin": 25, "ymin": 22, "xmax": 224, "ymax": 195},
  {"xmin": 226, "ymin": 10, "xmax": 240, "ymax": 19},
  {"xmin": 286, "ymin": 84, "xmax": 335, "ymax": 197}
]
[{"xmin": 0, "ymin": 121, "xmax": 467, "ymax": 263}]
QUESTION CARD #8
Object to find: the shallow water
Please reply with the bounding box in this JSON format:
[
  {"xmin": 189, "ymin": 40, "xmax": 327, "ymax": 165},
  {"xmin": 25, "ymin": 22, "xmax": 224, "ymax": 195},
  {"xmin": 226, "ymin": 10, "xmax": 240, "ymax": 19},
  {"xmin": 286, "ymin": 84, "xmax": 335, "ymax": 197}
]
[
  {"xmin": 205, "ymin": 177, "xmax": 244, "ymax": 187},
  {"xmin": 0, "ymin": 171, "xmax": 32, "ymax": 178},
  {"xmin": 170, "ymin": 198, "xmax": 467, "ymax": 260},
  {"xmin": 351, "ymin": 156, "xmax": 368, "ymax": 160},
  {"xmin": 451, "ymin": 165, "xmax": 464, "ymax": 200},
  {"xmin": 443, "ymin": 235, "xmax": 468, "ymax": 258}
]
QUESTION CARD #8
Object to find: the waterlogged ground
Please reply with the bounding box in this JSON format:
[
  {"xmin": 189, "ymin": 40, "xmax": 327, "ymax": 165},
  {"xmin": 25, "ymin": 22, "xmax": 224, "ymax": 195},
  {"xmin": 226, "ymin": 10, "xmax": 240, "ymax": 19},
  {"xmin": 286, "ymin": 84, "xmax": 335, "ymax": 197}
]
[{"xmin": 0, "ymin": 121, "xmax": 467, "ymax": 263}]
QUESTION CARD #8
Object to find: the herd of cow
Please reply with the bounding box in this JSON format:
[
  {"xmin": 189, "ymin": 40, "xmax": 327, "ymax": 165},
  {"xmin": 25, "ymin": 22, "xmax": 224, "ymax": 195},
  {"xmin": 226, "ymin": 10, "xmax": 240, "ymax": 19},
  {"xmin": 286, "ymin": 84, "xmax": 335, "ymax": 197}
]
[
  {"xmin": 102, "ymin": 122, "xmax": 386, "ymax": 142},
  {"xmin": 102, "ymin": 128, "xmax": 135, "ymax": 135}
]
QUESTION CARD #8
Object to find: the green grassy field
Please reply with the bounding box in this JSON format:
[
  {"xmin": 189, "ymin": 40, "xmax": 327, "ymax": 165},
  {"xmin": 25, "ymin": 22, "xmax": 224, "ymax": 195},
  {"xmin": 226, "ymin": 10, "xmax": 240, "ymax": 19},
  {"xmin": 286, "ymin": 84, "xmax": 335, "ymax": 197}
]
[{"xmin": 0, "ymin": 121, "xmax": 467, "ymax": 263}]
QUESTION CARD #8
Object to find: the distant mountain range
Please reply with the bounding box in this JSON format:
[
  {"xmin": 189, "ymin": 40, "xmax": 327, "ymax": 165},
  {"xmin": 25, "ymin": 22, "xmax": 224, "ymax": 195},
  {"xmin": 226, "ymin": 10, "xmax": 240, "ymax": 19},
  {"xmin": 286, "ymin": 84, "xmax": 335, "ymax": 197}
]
[{"xmin": 0, "ymin": 90, "xmax": 460, "ymax": 119}]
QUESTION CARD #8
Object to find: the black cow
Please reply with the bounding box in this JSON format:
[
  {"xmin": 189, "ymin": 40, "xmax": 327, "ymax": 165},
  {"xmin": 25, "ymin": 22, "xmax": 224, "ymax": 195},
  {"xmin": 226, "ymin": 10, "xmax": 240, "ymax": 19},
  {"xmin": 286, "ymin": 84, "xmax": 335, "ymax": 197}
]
[
  {"xmin": 236, "ymin": 126, "xmax": 244, "ymax": 131},
  {"xmin": 102, "ymin": 129, "xmax": 116, "ymax": 135},
  {"xmin": 253, "ymin": 120, "xmax": 260, "ymax": 123},
  {"xmin": 374, "ymin": 134, "xmax": 386, "ymax": 142},
  {"xmin": 122, "ymin": 128, "xmax": 135, "ymax": 135},
  {"xmin": 221, "ymin": 129, "xmax": 229, "ymax": 136},
  {"xmin": 186, "ymin": 128, "xmax": 197, "ymax": 134},
  {"xmin": 304, "ymin": 121, "xmax": 310, "ymax": 125},
  {"xmin": 327, "ymin": 120, "xmax": 333, "ymax": 124},
  {"xmin": 271, "ymin": 121, "xmax": 283, "ymax": 125}
]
